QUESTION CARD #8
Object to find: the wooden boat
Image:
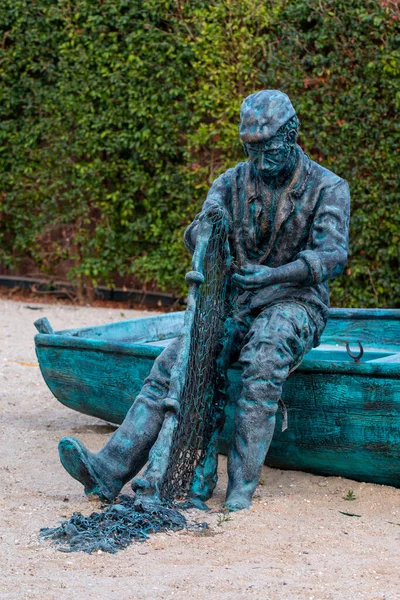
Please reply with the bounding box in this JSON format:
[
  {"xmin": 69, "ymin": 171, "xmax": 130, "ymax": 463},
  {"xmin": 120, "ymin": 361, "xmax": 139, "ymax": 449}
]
[{"xmin": 34, "ymin": 308, "xmax": 400, "ymax": 488}]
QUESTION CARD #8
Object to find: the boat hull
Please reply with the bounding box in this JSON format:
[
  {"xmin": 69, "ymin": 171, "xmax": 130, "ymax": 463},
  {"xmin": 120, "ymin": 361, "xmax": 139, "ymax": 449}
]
[{"xmin": 35, "ymin": 309, "xmax": 400, "ymax": 487}]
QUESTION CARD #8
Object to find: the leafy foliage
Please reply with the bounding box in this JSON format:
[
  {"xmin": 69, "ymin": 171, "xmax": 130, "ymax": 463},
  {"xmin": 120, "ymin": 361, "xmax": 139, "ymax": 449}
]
[{"xmin": 1, "ymin": 0, "xmax": 399, "ymax": 306}]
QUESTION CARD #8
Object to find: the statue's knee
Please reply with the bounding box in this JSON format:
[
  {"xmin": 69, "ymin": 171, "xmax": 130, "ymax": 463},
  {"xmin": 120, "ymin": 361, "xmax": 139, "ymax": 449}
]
[
  {"xmin": 237, "ymin": 393, "xmax": 279, "ymax": 417},
  {"xmin": 241, "ymin": 362, "xmax": 283, "ymax": 403}
]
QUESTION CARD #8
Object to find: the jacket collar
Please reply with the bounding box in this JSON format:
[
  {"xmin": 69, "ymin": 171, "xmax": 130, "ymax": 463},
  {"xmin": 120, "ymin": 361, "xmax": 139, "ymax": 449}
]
[
  {"xmin": 245, "ymin": 146, "xmax": 312, "ymax": 264},
  {"xmin": 287, "ymin": 145, "xmax": 312, "ymax": 198}
]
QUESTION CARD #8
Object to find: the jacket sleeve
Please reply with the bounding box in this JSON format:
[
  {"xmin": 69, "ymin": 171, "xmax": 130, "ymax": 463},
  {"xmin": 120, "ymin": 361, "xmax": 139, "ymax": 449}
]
[
  {"xmin": 183, "ymin": 170, "xmax": 232, "ymax": 254},
  {"xmin": 296, "ymin": 179, "xmax": 350, "ymax": 284}
]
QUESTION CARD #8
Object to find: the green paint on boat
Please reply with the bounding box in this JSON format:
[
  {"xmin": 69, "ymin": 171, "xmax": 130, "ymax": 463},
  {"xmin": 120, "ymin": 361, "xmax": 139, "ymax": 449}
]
[{"xmin": 35, "ymin": 308, "xmax": 400, "ymax": 488}]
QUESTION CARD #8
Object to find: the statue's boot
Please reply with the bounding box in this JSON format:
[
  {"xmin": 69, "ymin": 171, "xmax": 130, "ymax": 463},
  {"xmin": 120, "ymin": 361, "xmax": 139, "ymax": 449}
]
[
  {"xmin": 58, "ymin": 397, "xmax": 164, "ymax": 502},
  {"xmin": 224, "ymin": 396, "xmax": 277, "ymax": 512}
]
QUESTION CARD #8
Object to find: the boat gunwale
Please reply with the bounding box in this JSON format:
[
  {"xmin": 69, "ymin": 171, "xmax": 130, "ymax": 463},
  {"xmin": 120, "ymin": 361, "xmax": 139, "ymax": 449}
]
[
  {"xmin": 35, "ymin": 333, "xmax": 400, "ymax": 378},
  {"xmin": 53, "ymin": 308, "xmax": 400, "ymax": 340},
  {"xmin": 327, "ymin": 308, "xmax": 400, "ymax": 320}
]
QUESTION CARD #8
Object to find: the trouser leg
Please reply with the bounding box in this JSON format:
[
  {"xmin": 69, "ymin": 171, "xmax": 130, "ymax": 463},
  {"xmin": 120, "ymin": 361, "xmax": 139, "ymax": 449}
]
[
  {"xmin": 225, "ymin": 303, "xmax": 315, "ymax": 511},
  {"xmin": 58, "ymin": 338, "xmax": 179, "ymax": 500},
  {"xmin": 98, "ymin": 339, "xmax": 179, "ymax": 477}
]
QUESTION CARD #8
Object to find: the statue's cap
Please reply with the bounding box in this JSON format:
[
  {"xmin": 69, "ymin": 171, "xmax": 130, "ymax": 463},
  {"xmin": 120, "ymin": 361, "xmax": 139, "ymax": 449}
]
[{"xmin": 239, "ymin": 90, "xmax": 296, "ymax": 142}]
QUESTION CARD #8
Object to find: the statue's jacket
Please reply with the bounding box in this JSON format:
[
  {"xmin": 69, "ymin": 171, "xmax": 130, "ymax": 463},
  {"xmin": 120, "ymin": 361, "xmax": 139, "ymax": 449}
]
[{"xmin": 185, "ymin": 146, "xmax": 350, "ymax": 343}]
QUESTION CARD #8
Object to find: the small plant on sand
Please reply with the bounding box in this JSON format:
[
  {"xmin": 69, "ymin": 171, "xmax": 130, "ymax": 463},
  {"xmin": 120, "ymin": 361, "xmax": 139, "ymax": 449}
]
[
  {"xmin": 217, "ymin": 509, "xmax": 232, "ymax": 527},
  {"xmin": 343, "ymin": 489, "xmax": 356, "ymax": 501}
]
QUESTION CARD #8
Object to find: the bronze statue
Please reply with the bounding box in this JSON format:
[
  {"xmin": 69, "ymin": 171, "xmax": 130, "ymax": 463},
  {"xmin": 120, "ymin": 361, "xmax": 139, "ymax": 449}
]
[{"xmin": 58, "ymin": 90, "xmax": 350, "ymax": 511}]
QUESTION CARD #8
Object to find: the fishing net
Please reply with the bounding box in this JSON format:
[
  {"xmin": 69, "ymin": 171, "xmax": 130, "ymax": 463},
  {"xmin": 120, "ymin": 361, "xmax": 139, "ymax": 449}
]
[
  {"xmin": 41, "ymin": 208, "xmax": 232, "ymax": 553},
  {"xmin": 160, "ymin": 208, "xmax": 231, "ymax": 501},
  {"xmin": 39, "ymin": 495, "xmax": 206, "ymax": 554}
]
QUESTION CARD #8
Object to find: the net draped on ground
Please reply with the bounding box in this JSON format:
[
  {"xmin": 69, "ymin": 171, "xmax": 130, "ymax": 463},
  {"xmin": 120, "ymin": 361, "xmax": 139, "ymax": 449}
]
[
  {"xmin": 40, "ymin": 495, "xmax": 207, "ymax": 554},
  {"xmin": 41, "ymin": 210, "xmax": 232, "ymax": 553}
]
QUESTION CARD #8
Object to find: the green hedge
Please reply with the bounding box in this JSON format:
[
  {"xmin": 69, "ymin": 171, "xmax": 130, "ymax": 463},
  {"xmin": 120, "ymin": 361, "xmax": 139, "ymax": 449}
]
[{"xmin": 1, "ymin": 0, "xmax": 399, "ymax": 306}]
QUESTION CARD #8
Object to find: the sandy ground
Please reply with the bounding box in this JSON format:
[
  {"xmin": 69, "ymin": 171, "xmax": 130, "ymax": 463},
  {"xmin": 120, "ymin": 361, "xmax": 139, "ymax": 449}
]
[{"xmin": 0, "ymin": 299, "xmax": 399, "ymax": 600}]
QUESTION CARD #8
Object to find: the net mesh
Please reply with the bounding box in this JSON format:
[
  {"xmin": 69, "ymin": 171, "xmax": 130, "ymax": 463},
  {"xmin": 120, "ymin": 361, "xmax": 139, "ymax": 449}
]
[
  {"xmin": 161, "ymin": 209, "xmax": 231, "ymax": 500},
  {"xmin": 39, "ymin": 495, "xmax": 207, "ymax": 554},
  {"xmin": 40, "ymin": 209, "xmax": 231, "ymax": 553}
]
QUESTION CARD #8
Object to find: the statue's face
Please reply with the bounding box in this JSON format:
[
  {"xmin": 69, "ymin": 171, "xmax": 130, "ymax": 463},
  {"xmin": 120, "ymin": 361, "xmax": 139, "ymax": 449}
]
[{"xmin": 245, "ymin": 130, "xmax": 296, "ymax": 179}]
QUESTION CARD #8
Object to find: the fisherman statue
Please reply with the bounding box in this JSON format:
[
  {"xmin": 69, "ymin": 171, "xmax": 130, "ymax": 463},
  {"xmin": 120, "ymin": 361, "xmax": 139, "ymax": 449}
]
[{"xmin": 58, "ymin": 90, "xmax": 350, "ymax": 512}]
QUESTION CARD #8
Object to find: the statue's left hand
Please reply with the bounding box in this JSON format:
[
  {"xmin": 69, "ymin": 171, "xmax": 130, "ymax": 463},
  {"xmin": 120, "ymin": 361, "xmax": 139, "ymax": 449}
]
[{"xmin": 232, "ymin": 263, "xmax": 277, "ymax": 290}]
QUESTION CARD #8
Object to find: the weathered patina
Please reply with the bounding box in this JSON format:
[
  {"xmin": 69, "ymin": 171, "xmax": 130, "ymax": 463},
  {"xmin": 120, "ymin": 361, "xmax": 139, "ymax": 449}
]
[
  {"xmin": 56, "ymin": 90, "xmax": 351, "ymax": 511},
  {"xmin": 35, "ymin": 308, "xmax": 400, "ymax": 490}
]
